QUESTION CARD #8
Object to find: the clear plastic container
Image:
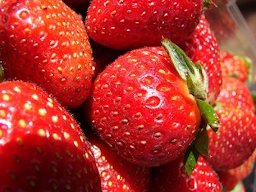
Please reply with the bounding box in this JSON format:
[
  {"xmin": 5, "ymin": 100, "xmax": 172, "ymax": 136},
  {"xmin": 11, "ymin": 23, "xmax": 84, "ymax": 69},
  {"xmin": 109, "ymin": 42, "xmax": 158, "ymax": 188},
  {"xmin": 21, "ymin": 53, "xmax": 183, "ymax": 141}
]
[
  {"xmin": 205, "ymin": 0, "xmax": 256, "ymax": 81},
  {"xmin": 205, "ymin": 1, "xmax": 256, "ymax": 192}
]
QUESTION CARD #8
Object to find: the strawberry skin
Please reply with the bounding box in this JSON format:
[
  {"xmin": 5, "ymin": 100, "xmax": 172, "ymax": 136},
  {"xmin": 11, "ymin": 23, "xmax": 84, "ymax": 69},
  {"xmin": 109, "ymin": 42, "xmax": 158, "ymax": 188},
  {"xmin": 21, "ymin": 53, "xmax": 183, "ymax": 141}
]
[
  {"xmin": 0, "ymin": 0, "xmax": 94, "ymax": 108},
  {"xmin": 218, "ymin": 149, "xmax": 256, "ymax": 191},
  {"xmin": 208, "ymin": 104, "xmax": 256, "ymax": 171},
  {"xmin": 217, "ymin": 77, "xmax": 255, "ymax": 112},
  {"xmin": 220, "ymin": 51, "xmax": 250, "ymax": 82},
  {"xmin": 88, "ymin": 133, "xmax": 151, "ymax": 192},
  {"xmin": 180, "ymin": 15, "xmax": 222, "ymax": 103},
  {"xmin": 86, "ymin": 0, "xmax": 203, "ymax": 50},
  {"xmin": 0, "ymin": 81, "xmax": 101, "ymax": 191},
  {"xmin": 151, "ymin": 155, "xmax": 223, "ymax": 192},
  {"xmin": 88, "ymin": 47, "xmax": 201, "ymax": 167}
]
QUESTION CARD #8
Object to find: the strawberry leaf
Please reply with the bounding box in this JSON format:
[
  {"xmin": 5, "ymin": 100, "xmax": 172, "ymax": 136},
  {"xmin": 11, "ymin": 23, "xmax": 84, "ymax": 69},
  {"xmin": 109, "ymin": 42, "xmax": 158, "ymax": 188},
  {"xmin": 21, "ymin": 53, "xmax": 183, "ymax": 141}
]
[
  {"xmin": 194, "ymin": 127, "xmax": 209, "ymax": 156},
  {"xmin": 162, "ymin": 39, "xmax": 208, "ymax": 100},
  {"xmin": 184, "ymin": 146, "xmax": 199, "ymax": 176},
  {"xmin": 196, "ymin": 99, "xmax": 219, "ymax": 132},
  {"xmin": 161, "ymin": 39, "xmax": 191, "ymax": 81}
]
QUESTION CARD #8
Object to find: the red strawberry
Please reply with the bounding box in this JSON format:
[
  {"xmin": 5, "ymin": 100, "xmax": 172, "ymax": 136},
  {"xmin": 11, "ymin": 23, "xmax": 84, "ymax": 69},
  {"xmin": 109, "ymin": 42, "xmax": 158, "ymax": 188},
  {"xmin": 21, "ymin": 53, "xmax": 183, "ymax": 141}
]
[
  {"xmin": 88, "ymin": 133, "xmax": 151, "ymax": 192},
  {"xmin": 216, "ymin": 77, "xmax": 255, "ymax": 112},
  {"xmin": 88, "ymin": 46, "xmax": 201, "ymax": 166},
  {"xmin": 151, "ymin": 155, "xmax": 223, "ymax": 192},
  {"xmin": 207, "ymin": 104, "xmax": 256, "ymax": 171},
  {"xmin": 180, "ymin": 15, "xmax": 222, "ymax": 103},
  {"xmin": 85, "ymin": 0, "xmax": 203, "ymax": 50},
  {"xmin": 0, "ymin": 0, "xmax": 94, "ymax": 108},
  {"xmin": 0, "ymin": 81, "xmax": 101, "ymax": 191},
  {"xmin": 218, "ymin": 149, "xmax": 256, "ymax": 191},
  {"xmin": 220, "ymin": 51, "xmax": 251, "ymax": 82}
]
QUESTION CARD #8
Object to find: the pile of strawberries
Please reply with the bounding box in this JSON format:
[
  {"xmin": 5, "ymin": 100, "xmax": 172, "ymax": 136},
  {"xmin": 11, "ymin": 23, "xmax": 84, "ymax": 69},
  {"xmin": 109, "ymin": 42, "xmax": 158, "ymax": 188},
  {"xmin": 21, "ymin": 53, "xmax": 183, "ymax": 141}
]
[{"xmin": 0, "ymin": 0, "xmax": 255, "ymax": 191}]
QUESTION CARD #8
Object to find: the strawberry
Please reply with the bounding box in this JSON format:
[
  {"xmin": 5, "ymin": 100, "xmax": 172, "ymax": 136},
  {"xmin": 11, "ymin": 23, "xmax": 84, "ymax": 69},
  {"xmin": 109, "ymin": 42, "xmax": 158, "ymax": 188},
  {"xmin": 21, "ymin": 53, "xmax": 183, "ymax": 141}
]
[
  {"xmin": 88, "ymin": 46, "xmax": 201, "ymax": 166},
  {"xmin": 0, "ymin": 81, "xmax": 101, "ymax": 191},
  {"xmin": 207, "ymin": 103, "xmax": 256, "ymax": 171},
  {"xmin": 0, "ymin": 0, "xmax": 94, "ymax": 108},
  {"xmin": 218, "ymin": 149, "xmax": 256, "ymax": 191},
  {"xmin": 88, "ymin": 133, "xmax": 151, "ymax": 192},
  {"xmin": 220, "ymin": 51, "xmax": 251, "ymax": 83},
  {"xmin": 180, "ymin": 15, "xmax": 222, "ymax": 103},
  {"xmin": 216, "ymin": 77, "xmax": 255, "ymax": 112},
  {"xmin": 151, "ymin": 155, "xmax": 223, "ymax": 192},
  {"xmin": 85, "ymin": 0, "xmax": 203, "ymax": 50}
]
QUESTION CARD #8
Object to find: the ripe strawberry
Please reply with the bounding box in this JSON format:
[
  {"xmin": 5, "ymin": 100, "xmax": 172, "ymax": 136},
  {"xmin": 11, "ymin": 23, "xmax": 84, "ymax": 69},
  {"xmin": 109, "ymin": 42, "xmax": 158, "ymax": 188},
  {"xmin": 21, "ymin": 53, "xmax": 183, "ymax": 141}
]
[
  {"xmin": 220, "ymin": 51, "xmax": 251, "ymax": 83},
  {"xmin": 88, "ymin": 46, "xmax": 201, "ymax": 166},
  {"xmin": 0, "ymin": 0, "xmax": 94, "ymax": 108},
  {"xmin": 180, "ymin": 15, "xmax": 222, "ymax": 103},
  {"xmin": 207, "ymin": 103, "xmax": 256, "ymax": 171},
  {"xmin": 151, "ymin": 155, "xmax": 223, "ymax": 192},
  {"xmin": 86, "ymin": 0, "xmax": 203, "ymax": 50},
  {"xmin": 218, "ymin": 149, "xmax": 256, "ymax": 191},
  {"xmin": 0, "ymin": 81, "xmax": 101, "ymax": 191},
  {"xmin": 217, "ymin": 77, "xmax": 255, "ymax": 112},
  {"xmin": 88, "ymin": 133, "xmax": 151, "ymax": 192}
]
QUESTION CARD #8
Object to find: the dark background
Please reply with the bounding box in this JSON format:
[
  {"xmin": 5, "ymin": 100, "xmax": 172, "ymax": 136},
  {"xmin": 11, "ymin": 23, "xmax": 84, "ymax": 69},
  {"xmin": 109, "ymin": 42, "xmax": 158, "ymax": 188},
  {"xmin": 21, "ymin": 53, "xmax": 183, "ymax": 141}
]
[{"xmin": 238, "ymin": 0, "xmax": 256, "ymax": 38}]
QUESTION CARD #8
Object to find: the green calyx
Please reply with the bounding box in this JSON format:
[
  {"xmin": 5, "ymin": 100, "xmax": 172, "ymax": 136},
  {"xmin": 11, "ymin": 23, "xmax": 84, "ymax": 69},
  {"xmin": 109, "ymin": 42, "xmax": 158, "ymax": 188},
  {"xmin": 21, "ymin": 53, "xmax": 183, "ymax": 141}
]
[
  {"xmin": 229, "ymin": 51, "xmax": 253, "ymax": 82},
  {"xmin": 203, "ymin": 0, "xmax": 217, "ymax": 9},
  {"xmin": 248, "ymin": 83, "xmax": 256, "ymax": 109},
  {"xmin": 162, "ymin": 39, "xmax": 219, "ymax": 175},
  {"xmin": 162, "ymin": 39, "xmax": 208, "ymax": 100},
  {"xmin": 238, "ymin": 55, "xmax": 253, "ymax": 82}
]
